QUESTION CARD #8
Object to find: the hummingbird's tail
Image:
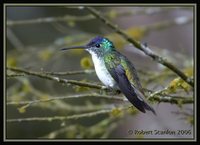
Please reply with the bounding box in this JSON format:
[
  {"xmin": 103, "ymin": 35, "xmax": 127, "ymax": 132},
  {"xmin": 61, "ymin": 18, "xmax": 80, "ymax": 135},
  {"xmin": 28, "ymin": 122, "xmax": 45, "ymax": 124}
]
[{"xmin": 130, "ymin": 85, "xmax": 156, "ymax": 115}]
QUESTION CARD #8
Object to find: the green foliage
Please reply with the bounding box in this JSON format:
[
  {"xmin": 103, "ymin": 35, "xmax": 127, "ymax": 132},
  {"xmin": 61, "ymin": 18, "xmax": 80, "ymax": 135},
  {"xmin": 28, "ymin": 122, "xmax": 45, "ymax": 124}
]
[
  {"xmin": 38, "ymin": 49, "xmax": 53, "ymax": 61},
  {"xmin": 18, "ymin": 104, "xmax": 28, "ymax": 113},
  {"xmin": 168, "ymin": 77, "xmax": 191, "ymax": 93},
  {"xmin": 108, "ymin": 10, "xmax": 117, "ymax": 19},
  {"xmin": 127, "ymin": 107, "xmax": 138, "ymax": 115},
  {"xmin": 7, "ymin": 56, "xmax": 17, "ymax": 67},
  {"xmin": 186, "ymin": 116, "xmax": 194, "ymax": 125},
  {"xmin": 80, "ymin": 56, "xmax": 93, "ymax": 69},
  {"xmin": 110, "ymin": 108, "xmax": 123, "ymax": 118},
  {"xmin": 67, "ymin": 20, "xmax": 76, "ymax": 27}
]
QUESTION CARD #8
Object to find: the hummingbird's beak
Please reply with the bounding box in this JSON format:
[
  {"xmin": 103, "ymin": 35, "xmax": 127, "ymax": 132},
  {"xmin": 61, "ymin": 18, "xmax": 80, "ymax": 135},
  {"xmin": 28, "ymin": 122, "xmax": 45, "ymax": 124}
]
[{"xmin": 60, "ymin": 46, "xmax": 87, "ymax": 51}]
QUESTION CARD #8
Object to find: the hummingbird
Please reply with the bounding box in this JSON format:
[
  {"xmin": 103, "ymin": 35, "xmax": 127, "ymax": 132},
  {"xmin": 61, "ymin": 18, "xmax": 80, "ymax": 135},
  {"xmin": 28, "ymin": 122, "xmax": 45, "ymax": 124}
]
[{"xmin": 61, "ymin": 36, "xmax": 156, "ymax": 115}]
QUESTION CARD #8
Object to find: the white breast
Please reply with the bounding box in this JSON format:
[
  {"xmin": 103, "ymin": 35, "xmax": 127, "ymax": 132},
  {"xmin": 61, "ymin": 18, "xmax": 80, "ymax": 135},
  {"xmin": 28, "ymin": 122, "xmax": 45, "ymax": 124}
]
[{"xmin": 90, "ymin": 52, "xmax": 117, "ymax": 88}]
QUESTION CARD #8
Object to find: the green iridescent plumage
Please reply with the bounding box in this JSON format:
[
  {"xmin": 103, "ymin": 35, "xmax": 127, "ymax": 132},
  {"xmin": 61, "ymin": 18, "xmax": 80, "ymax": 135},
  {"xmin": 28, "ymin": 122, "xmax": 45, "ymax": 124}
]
[
  {"xmin": 101, "ymin": 38, "xmax": 114, "ymax": 49},
  {"xmin": 104, "ymin": 51, "xmax": 143, "ymax": 93}
]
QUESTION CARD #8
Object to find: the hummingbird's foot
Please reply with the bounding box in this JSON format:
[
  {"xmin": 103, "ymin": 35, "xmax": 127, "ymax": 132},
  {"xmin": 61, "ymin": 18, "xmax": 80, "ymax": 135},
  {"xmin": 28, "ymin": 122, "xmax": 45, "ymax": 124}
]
[
  {"xmin": 99, "ymin": 86, "xmax": 121, "ymax": 95},
  {"xmin": 106, "ymin": 87, "xmax": 121, "ymax": 95},
  {"xmin": 115, "ymin": 90, "xmax": 121, "ymax": 94}
]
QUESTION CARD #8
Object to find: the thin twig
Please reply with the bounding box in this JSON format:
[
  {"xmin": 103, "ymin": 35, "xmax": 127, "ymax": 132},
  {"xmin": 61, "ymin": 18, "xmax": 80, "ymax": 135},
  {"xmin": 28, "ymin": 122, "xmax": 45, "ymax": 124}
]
[
  {"xmin": 7, "ymin": 67, "xmax": 107, "ymax": 90},
  {"xmin": 149, "ymin": 88, "xmax": 169, "ymax": 98},
  {"xmin": 7, "ymin": 15, "xmax": 93, "ymax": 26},
  {"xmin": 41, "ymin": 69, "xmax": 95, "ymax": 76},
  {"xmin": 7, "ymin": 73, "xmax": 25, "ymax": 78},
  {"xmin": 7, "ymin": 68, "xmax": 148, "ymax": 77},
  {"xmin": 149, "ymin": 95, "xmax": 193, "ymax": 104},
  {"xmin": 7, "ymin": 89, "xmax": 193, "ymax": 109},
  {"xmin": 7, "ymin": 93, "xmax": 126, "ymax": 106},
  {"xmin": 6, "ymin": 109, "xmax": 113, "ymax": 123},
  {"xmin": 85, "ymin": 7, "xmax": 193, "ymax": 87},
  {"xmin": 7, "ymin": 7, "xmax": 188, "ymax": 27}
]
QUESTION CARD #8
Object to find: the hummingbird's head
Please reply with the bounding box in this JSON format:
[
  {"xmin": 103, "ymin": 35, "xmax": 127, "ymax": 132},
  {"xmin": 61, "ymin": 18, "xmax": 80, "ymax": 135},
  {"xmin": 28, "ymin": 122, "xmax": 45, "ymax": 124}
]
[
  {"xmin": 86, "ymin": 36, "xmax": 115, "ymax": 52},
  {"xmin": 61, "ymin": 36, "xmax": 115, "ymax": 57}
]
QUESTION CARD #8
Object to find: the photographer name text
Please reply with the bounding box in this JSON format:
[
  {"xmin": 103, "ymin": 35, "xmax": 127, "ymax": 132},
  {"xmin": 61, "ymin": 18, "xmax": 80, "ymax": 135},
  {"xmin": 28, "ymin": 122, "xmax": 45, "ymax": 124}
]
[{"xmin": 128, "ymin": 129, "xmax": 191, "ymax": 136}]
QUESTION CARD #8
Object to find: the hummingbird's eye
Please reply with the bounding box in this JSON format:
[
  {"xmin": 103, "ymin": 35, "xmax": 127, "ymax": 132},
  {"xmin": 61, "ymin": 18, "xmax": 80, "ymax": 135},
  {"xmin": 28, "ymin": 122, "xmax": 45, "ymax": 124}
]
[{"xmin": 95, "ymin": 43, "xmax": 100, "ymax": 48}]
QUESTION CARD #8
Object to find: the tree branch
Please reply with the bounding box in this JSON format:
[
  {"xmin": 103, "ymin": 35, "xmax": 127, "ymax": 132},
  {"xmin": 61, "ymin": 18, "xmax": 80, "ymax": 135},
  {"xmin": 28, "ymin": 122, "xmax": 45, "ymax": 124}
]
[
  {"xmin": 7, "ymin": 73, "xmax": 25, "ymax": 78},
  {"xmin": 6, "ymin": 91, "xmax": 193, "ymax": 123},
  {"xmin": 149, "ymin": 95, "xmax": 193, "ymax": 104},
  {"xmin": 41, "ymin": 69, "xmax": 95, "ymax": 76},
  {"xmin": 7, "ymin": 15, "xmax": 93, "ymax": 26},
  {"xmin": 7, "ymin": 7, "xmax": 189, "ymax": 26},
  {"xmin": 6, "ymin": 109, "xmax": 113, "ymax": 123},
  {"xmin": 7, "ymin": 67, "xmax": 107, "ymax": 90},
  {"xmin": 7, "ymin": 93, "xmax": 126, "ymax": 106},
  {"xmin": 85, "ymin": 7, "xmax": 193, "ymax": 87},
  {"xmin": 7, "ymin": 67, "xmax": 193, "ymax": 105},
  {"xmin": 7, "ymin": 91, "xmax": 193, "ymax": 110}
]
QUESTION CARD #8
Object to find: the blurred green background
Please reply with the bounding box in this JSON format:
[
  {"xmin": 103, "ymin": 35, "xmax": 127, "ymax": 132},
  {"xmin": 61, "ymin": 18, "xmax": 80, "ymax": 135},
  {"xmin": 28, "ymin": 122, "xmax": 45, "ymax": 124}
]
[{"xmin": 6, "ymin": 5, "xmax": 194, "ymax": 139}]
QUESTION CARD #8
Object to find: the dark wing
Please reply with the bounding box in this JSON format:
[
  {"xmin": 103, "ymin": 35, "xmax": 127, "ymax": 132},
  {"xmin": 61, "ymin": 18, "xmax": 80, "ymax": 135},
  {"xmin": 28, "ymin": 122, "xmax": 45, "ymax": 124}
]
[
  {"xmin": 121, "ymin": 57, "xmax": 144, "ymax": 94},
  {"xmin": 104, "ymin": 52, "xmax": 156, "ymax": 115}
]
